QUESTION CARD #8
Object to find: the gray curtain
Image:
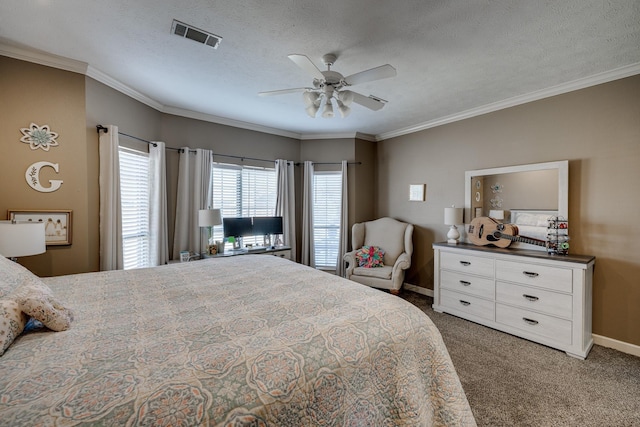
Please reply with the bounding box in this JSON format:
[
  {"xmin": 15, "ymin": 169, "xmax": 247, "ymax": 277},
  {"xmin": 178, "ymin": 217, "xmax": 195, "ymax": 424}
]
[
  {"xmin": 301, "ymin": 161, "xmax": 315, "ymax": 267},
  {"xmin": 98, "ymin": 124, "xmax": 124, "ymax": 271},
  {"xmin": 336, "ymin": 160, "xmax": 349, "ymax": 277},
  {"xmin": 149, "ymin": 141, "xmax": 169, "ymax": 266},
  {"xmin": 172, "ymin": 148, "xmax": 213, "ymax": 259},
  {"xmin": 275, "ymin": 159, "xmax": 296, "ymax": 260}
]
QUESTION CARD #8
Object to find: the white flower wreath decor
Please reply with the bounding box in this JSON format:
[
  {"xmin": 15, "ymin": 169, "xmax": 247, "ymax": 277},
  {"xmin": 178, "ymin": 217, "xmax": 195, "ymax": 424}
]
[{"xmin": 20, "ymin": 123, "xmax": 59, "ymax": 151}]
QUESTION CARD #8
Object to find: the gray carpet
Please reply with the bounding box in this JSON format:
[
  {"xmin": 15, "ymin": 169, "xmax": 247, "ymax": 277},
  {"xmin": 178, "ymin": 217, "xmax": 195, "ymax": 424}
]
[{"xmin": 400, "ymin": 291, "xmax": 640, "ymax": 427}]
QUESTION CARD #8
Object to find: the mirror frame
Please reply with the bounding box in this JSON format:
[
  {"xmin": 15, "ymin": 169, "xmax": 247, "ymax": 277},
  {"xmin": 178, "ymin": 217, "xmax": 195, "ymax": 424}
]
[{"xmin": 464, "ymin": 160, "xmax": 569, "ymax": 224}]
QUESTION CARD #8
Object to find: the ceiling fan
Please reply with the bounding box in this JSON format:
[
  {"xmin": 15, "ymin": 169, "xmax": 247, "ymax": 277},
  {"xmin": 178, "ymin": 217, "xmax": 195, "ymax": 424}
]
[{"xmin": 259, "ymin": 53, "xmax": 396, "ymax": 118}]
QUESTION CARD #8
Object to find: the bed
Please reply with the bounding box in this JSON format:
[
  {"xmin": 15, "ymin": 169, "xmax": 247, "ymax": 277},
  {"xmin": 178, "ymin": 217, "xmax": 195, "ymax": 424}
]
[{"xmin": 0, "ymin": 254, "xmax": 475, "ymax": 426}]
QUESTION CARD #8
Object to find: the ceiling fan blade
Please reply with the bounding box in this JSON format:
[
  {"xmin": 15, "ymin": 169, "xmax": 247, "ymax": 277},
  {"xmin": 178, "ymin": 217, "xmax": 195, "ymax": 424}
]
[
  {"xmin": 258, "ymin": 87, "xmax": 313, "ymax": 96},
  {"xmin": 288, "ymin": 54, "xmax": 325, "ymax": 80},
  {"xmin": 351, "ymin": 92, "xmax": 385, "ymax": 111},
  {"xmin": 344, "ymin": 64, "xmax": 397, "ymax": 86}
]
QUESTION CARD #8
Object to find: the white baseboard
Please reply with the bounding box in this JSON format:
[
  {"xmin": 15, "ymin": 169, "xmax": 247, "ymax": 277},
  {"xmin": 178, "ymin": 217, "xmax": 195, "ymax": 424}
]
[
  {"xmin": 403, "ymin": 283, "xmax": 434, "ymax": 297},
  {"xmin": 593, "ymin": 334, "xmax": 640, "ymax": 358}
]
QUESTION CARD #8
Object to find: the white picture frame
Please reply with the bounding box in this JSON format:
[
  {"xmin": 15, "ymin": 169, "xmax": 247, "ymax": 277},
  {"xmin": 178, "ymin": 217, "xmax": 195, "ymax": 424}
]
[{"xmin": 409, "ymin": 184, "xmax": 426, "ymax": 201}]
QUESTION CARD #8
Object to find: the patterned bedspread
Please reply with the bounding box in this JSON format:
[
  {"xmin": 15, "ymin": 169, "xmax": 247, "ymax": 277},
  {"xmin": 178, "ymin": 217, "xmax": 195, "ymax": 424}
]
[{"xmin": 1, "ymin": 255, "xmax": 475, "ymax": 426}]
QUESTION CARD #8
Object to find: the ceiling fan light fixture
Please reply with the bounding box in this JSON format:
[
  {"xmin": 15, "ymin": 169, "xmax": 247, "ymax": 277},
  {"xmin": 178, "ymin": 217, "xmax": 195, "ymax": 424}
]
[
  {"xmin": 322, "ymin": 99, "xmax": 334, "ymax": 118},
  {"xmin": 337, "ymin": 100, "xmax": 351, "ymax": 118},
  {"xmin": 306, "ymin": 104, "xmax": 319, "ymax": 118},
  {"xmin": 338, "ymin": 90, "xmax": 354, "ymax": 106},
  {"xmin": 303, "ymin": 91, "xmax": 319, "ymax": 107}
]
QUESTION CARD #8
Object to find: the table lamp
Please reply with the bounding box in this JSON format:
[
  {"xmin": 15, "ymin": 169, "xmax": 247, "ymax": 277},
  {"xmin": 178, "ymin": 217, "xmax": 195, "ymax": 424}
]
[
  {"xmin": 444, "ymin": 206, "xmax": 464, "ymax": 244},
  {"xmin": 0, "ymin": 220, "xmax": 46, "ymax": 261},
  {"xmin": 198, "ymin": 209, "xmax": 222, "ymax": 256}
]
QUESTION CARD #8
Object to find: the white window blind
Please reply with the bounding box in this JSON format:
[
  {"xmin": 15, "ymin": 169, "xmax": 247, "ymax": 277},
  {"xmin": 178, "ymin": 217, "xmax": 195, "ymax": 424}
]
[
  {"xmin": 119, "ymin": 147, "xmax": 150, "ymax": 270},
  {"xmin": 210, "ymin": 162, "xmax": 276, "ymax": 247},
  {"xmin": 313, "ymin": 171, "xmax": 342, "ymax": 269}
]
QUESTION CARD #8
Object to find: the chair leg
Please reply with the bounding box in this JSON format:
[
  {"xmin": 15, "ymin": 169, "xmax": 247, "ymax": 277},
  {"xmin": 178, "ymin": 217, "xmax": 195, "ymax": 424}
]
[{"xmin": 390, "ymin": 289, "xmax": 400, "ymax": 296}]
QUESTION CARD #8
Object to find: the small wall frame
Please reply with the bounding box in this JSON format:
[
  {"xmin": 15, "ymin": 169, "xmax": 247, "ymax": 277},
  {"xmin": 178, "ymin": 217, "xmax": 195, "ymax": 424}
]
[
  {"xmin": 409, "ymin": 184, "xmax": 426, "ymax": 201},
  {"xmin": 8, "ymin": 209, "xmax": 73, "ymax": 246}
]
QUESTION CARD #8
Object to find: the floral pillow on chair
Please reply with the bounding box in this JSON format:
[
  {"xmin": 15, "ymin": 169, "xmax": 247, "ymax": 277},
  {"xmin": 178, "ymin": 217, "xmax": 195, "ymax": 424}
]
[{"xmin": 355, "ymin": 246, "xmax": 385, "ymax": 268}]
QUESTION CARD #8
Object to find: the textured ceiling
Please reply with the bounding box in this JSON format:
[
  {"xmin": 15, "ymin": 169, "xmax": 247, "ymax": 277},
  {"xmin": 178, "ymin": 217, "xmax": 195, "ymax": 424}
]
[{"xmin": 1, "ymin": 0, "xmax": 639, "ymax": 140}]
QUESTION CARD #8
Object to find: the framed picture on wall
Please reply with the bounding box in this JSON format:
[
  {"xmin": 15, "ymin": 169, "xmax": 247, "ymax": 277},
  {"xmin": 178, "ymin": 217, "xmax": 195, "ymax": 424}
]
[
  {"xmin": 7, "ymin": 209, "xmax": 72, "ymax": 246},
  {"xmin": 409, "ymin": 184, "xmax": 426, "ymax": 201}
]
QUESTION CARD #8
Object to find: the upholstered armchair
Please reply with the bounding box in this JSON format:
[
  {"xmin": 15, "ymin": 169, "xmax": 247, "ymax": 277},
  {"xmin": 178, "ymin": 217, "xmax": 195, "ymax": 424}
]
[{"xmin": 343, "ymin": 217, "xmax": 414, "ymax": 295}]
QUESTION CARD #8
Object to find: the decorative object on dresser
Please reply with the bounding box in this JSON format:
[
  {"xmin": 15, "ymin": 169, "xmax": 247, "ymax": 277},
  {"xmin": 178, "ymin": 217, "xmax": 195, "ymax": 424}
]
[
  {"xmin": 444, "ymin": 206, "xmax": 464, "ymax": 244},
  {"xmin": 0, "ymin": 220, "xmax": 46, "ymax": 261},
  {"xmin": 468, "ymin": 216, "xmax": 549, "ymax": 249},
  {"xmin": 547, "ymin": 216, "xmax": 570, "ymax": 255},
  {"xmin": 432, "ymin": 242, "xmax": 595, "ymax": 359}
]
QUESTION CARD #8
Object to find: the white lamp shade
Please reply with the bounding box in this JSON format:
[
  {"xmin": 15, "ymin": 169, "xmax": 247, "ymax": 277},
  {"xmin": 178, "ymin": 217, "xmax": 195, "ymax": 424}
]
[
  {"xmin": 321, "ymin": 99, "xmax": 334, "ymax": 118},
  {"xmin": 0, "ymin": 221, "xmax": 46, "ymax": 258},
  {"xmin": 198, "ymin": 209, "xmax": 222, "ymax": 227},
  {"xmin": 444, "ymin": 207, "xmax": 464, "ymax": 225}
]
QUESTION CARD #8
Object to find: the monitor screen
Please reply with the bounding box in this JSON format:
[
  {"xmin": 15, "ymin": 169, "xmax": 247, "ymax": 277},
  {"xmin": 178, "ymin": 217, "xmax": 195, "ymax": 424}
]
[
  {"xmin": 223, "ymin": 217, "xmax": 253, "ymax": 238},
  {"xmin": 252, "ymin": 216, "xmax": 283, "ymax": 235}
]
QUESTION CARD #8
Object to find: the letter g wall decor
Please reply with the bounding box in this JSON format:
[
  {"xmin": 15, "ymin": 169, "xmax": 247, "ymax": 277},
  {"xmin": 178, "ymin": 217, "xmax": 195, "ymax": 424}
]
[
  {"xmin": 19, "ymin": 123, "xmax": 64, "ymax": 192},
  {"xmin": 25, "ymin": 161, "xmax": 63, "ymax": 193}
]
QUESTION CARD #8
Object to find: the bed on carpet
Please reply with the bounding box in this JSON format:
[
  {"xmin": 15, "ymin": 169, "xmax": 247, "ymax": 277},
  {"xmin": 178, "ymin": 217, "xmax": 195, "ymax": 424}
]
[{"xmin": 0, "ymin": 254, "xmax": 475, "ymax": 426}]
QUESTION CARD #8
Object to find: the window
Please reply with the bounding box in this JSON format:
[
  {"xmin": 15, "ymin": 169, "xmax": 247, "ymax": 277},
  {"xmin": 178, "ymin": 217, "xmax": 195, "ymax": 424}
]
[
  {"xmin": 210, "ymin": 162, "xmax": 277, "ymax": 247},
  {"xmin": 313, "ymin": 171, "xmax": 342, "ymax": 269},
  {"xmin": 119, "ymin": 147, "xmax": 150, "ymax": 270}
]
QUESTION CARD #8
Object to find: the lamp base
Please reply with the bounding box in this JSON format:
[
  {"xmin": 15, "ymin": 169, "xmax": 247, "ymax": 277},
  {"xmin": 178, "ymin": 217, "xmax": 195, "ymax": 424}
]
[{"xmin": 447, "ymin": 225, "xmax": 460, "ymax": 244}]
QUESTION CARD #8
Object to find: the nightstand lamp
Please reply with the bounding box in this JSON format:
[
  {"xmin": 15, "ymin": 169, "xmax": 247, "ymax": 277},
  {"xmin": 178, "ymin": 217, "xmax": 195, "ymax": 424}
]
[
  {"xmin": 0, "ymin": 220, "xmax": 46, "ymax": 261},
  {"xmin": 198, "ymin": 209, "xmax": 222, "ymax": 256},
  {"xmin": 444, "ymin": 206, "xmax": 464, "ymax": 244}
]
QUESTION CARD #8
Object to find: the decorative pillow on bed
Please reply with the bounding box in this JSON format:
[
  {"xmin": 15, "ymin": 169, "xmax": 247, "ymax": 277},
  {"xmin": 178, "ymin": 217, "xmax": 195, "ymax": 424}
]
[
  {"xmin": 13, "ymin": 284, "xmax": 74, "ymax": 332},
  {"xmin": 355, "ymin": 246, "xmax": 385, "ymax": 268},
  {"xmin": 0, "ymin": 298, "xmax": 29, "ymax": 356}
]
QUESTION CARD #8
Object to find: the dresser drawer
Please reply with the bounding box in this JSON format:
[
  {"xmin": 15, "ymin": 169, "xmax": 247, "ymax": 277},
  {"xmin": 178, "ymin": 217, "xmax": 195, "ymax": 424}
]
[
  {"xmin": 441, "ymin": 270, "xmax": 494, "ymax": 299},
  {"xmin": 441, "ymin": 251, "xmax": 494, "ymax": 277},
  {"xmin": 440, "ymin": 289, "xmax": 494, "ymax": 321},
  {"xmin": 496, "ymin": 282, "xmax": 572, "ymax": 319},
  {"xmin": 496, "ymin": 260, "xmax": 572, "ymax": 293},
  {"xmin": 496, "ymin": 303, "xmax": 572, "ymax": 345}
]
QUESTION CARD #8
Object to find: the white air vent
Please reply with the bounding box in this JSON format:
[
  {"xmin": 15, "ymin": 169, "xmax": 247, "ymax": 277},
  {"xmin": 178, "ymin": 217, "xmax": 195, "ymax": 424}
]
[{"xmin": 171, "ymin": 19, "xmax": 222, "ymax": 49}]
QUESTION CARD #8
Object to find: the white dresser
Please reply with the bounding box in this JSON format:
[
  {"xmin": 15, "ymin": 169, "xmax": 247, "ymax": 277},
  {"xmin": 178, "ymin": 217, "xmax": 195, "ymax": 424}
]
[{"xmin": 433, "ymin": 242, "xmax": 595, "ymax": 359}]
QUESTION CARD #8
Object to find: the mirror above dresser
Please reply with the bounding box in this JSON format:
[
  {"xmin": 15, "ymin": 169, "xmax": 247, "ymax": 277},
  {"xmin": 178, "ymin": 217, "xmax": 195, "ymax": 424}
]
[{"xmin": 464, "ymin": 160, "xmax": 568, "ymax": 251}]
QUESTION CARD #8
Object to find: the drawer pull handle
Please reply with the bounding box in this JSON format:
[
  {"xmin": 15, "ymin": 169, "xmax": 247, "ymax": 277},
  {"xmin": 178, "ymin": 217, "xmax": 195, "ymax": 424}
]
[
  {"xmin": 523, "ymin": 317, "xmax": 539, "ymax": 326},
  {"xmin": 523, "ymin": 294, "xmax": 539, "ymax": 302},
  {"xmin": 459, "ymin": 280, "xmax": 471, "ymax": 286},
  {"xmin": 459, "ymin": 261, "xmax": 471, "ymax": 266},
  {"xmin": 523, "ymin": 271, "xmax": 539, "ymax": 278},
  {"xmin": 459, "ymin": 300, "xmax": 471, "ymax": 306}
]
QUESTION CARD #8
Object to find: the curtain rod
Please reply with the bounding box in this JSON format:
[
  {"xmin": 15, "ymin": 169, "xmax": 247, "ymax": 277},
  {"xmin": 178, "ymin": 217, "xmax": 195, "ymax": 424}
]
[
  {"xmin": 96, "ymin": 125, "xmax": 355, "ymax": 166},
  {"xmin": 295, "ymin": 162, "xmax": 361, "ymax": 166},
  {"xmin": 96, "ymin": 125, "xmax": 158, "ymax": 147}
]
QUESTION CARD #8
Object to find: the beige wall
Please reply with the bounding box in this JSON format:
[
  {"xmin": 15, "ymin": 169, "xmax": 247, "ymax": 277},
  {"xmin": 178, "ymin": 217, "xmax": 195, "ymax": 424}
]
[
  {"xmin": 0, "ymin": 57, "xmax": 89, "ymax": 276},
  {"xmin": 377, "ymin": 75, "xmax": 640, "ymax": 346}
]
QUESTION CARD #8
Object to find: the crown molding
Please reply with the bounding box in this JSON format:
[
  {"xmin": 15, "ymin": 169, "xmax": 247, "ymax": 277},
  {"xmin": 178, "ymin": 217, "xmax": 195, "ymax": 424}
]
[
  {"xmin": 0, "ymin": 43, "xmax": 88, "ymax": 74},
  {"xmin": 300, "ymin": 132, "xmax": 375, "ymax": 141},
  {"xmin": 162, "ymin": 106, "xmax": 302, "ymax": 140},
  {"xmin": 86, "ymin": 65, "xmax": 164, "ymax": 111},
  {"xmin": 376, "ymin": 62, "xmax": 640, "ymax": 141}
]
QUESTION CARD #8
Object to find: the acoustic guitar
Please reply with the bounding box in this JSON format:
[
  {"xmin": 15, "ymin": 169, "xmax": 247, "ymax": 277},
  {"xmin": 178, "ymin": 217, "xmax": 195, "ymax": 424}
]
[{"xmin": 467, "ymin": 216, "xmax": 548, "ymax": 249}]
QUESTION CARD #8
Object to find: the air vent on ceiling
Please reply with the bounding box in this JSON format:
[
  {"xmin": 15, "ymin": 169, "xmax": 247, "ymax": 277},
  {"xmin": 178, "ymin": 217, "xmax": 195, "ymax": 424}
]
[{"xmin": 171, "ymin": 19, "xmax": 222, "ymax": 49}]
